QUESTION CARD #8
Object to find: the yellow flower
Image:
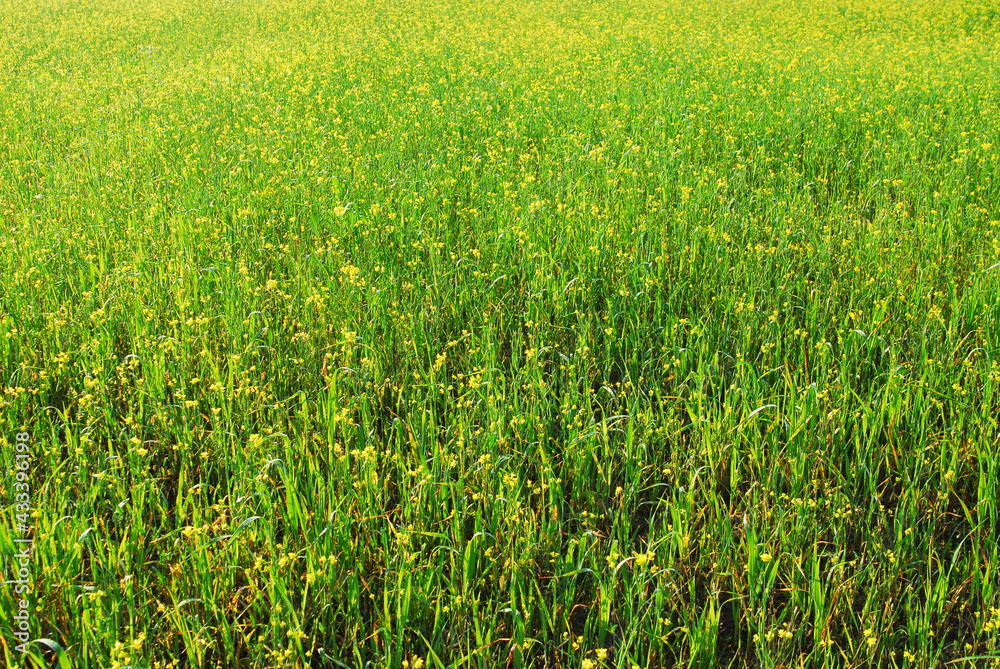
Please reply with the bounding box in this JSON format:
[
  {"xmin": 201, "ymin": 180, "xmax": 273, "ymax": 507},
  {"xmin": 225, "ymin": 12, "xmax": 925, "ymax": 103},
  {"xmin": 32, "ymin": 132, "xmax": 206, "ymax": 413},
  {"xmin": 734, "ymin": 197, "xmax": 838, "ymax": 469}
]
[{"xmin": 433, "ymin": 352, "xmax": 448, "ymax": 371}]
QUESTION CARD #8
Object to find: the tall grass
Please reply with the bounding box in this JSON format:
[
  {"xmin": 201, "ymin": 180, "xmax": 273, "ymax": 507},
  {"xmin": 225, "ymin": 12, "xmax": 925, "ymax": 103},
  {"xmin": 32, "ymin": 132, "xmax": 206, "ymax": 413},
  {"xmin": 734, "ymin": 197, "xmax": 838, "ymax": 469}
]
[{"xmin": 2, "ymin": 0, "xmax": 1000, "ymax": 667}]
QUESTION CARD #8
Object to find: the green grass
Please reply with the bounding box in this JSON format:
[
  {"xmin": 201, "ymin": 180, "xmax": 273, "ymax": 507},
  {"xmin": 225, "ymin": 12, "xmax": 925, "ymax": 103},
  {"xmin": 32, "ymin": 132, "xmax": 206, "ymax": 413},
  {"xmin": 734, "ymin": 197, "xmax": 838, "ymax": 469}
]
[{"xmin": 2, "ymin": 0, "xmax": 1000, "ymax": 667}]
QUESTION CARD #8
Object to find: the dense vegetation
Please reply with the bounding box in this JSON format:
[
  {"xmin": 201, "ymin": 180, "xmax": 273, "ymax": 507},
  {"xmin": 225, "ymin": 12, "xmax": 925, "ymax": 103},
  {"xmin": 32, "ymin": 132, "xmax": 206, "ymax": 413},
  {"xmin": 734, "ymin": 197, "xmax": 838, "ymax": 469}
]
[{"xmin": 2, "ymin": 0, "xmax": 1000, "ymax": 666}]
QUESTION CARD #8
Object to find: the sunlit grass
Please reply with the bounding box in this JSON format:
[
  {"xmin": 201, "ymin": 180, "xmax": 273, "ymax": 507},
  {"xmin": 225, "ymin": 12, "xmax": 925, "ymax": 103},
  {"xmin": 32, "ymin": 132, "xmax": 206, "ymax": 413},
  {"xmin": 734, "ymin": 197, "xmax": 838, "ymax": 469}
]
[{"xmin": 2, "ymin": 0, "xmax": 1000, "ymax": 667}]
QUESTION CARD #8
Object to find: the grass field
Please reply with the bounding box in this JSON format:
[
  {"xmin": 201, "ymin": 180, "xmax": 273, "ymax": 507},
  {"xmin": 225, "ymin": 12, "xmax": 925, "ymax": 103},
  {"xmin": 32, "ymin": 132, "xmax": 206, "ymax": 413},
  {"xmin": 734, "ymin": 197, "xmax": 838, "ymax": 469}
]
[{"xmin": 2, "ymin": 0, "xmax": 1000, "ymax": 666}]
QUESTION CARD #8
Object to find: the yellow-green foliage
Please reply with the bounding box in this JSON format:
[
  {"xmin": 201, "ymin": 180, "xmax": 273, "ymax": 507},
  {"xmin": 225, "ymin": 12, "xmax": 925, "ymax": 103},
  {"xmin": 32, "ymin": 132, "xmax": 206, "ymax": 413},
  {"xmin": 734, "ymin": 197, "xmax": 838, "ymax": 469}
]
[{"xmin": 2, "ymin": 0, "xmax": 1000, "ymax": 667}]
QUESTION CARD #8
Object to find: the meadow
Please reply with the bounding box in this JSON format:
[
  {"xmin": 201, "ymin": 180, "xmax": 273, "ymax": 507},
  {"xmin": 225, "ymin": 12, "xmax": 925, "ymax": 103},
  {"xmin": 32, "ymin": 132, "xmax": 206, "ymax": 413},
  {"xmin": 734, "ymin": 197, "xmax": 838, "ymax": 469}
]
[{"xmin": 2, "ymin": 0, "xmax": 1000, "ymax": 666}]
